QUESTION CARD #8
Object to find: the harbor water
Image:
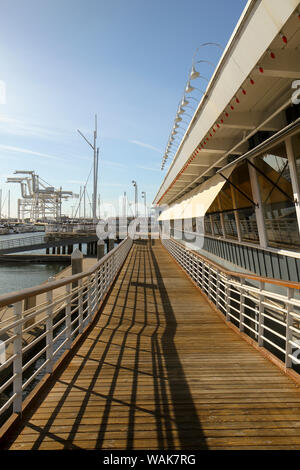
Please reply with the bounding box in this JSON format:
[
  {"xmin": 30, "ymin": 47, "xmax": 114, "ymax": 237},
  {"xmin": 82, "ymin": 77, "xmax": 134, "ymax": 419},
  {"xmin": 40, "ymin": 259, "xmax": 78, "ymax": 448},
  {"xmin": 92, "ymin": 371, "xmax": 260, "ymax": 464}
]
[{"xmin": 0, "ymin": 232, "xmax": 68, "ymax": 295}]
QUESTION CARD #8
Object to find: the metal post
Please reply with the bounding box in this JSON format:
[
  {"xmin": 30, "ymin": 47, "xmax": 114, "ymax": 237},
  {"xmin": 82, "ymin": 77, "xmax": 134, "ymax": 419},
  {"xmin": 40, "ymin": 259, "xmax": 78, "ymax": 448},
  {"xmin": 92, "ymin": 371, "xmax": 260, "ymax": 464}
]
[
  {"xmin": 132, "ymin": 181, "xmax": 138, "ymax": 217},
  {"xmin": 285, "ymin": 136, "xmax": 300, "ymax": 237},
  {"xmin": 71, "ymin": 248, "xmax": 83, "ymax": 289},
  {"xmin": 84, "ymin": 186, "xmax": 86, "ymax": 221},
  {"xmin": 87, "ymin": 275, "xmax": 93, "ymax": 322},
  {"xmin": 78, "ymin": 278, "xmax": 83, "ymax": 333},
  {"xmin": 239, "ymin": 279, "xmax": 245, "ymax": 332},
  {"xmin": 285, "ymin": 287, "xmax": 294, "ymax": 368},
  {"xmin": 65, "ymin": 283, "xmax": 72, "ymax": 349},
  {"xmin": 225, "ymin": 275, "xmax": 230, "ymax": 321},
  {"xmin": 8, "ymin": 189, "xmax": 10, "ymax": 220},
  {"xmin": 79, "ymin": 186, "xmax": 82, "ymax": 219},
  {"xmin": 258, "ymin": 281, "xmax": 265, "ymax": 346},
  {"xmin": 13, "ymin": 301, "xmax": 23, "ymax": 413},
  {"xmin": 46, "ymin": 289, "xmax": 53, "ymax": 373},
  {"xmin": 97, "ymin": 240, "xmax": 105, "ymax": 260},
  {"xmin": 248, "ymin": 158, "xmax": 268, "ymax": 248},
  {"xmin": 108, "ymin": 238, "xmax": 114, "ymax": 252},
  {"xmin": 142, "ymin": 191, "xmax": 146, "ymax": 217},
  {"xmin": 77, "ymin": 115, "xmax": 99, "ymax": 224}
]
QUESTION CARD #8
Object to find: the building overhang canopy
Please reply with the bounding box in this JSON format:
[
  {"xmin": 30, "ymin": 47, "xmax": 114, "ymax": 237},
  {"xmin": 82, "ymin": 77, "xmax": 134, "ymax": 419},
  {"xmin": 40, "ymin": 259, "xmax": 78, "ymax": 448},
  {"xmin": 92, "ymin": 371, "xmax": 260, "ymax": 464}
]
[
  {"xmin": 158, "ymin": 165, "xmax": 236, "ymax": 221},
  {"xmin": 154, "ymin": 0, "xmax": 300, "ymax": 208}
]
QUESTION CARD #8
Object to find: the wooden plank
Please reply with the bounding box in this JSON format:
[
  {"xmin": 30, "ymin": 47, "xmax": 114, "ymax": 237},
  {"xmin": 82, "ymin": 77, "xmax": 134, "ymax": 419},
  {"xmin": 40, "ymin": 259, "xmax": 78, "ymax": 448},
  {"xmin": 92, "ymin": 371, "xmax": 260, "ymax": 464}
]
[{"xmin": 3, "ymin": 240, "xmax": 300, "ymax": 450}]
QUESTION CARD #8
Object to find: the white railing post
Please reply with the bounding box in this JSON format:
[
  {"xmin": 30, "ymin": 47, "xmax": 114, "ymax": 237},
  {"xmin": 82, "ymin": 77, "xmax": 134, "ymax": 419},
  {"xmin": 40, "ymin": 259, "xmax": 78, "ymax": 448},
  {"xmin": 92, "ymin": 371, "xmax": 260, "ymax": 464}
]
[
  {"xmin": 96, "ymin": 266, "xmax": 101, "ymax": 305},
  {"xmin": 46, "ymin": 289, "xmax": 53, "ymax": 373},
  {"xmin": 65, "ymin": 283, "xmax": 72, "ymax": 349},
  {"xmin": 239, "ymin": 278, "xmax": 245, "ymax": 332},
  {"xmin": 225, "ymin": 275, "xmax": 230, "ymax": 321},
  {"xmin": 216, "ymin": 271, "xmax": 220, "ymax": 309},
  {"xmin": 258, "ymin": 281, "xmax": 265, "ymax": 346},
  {"xmin": 87, "ymin": 275, "xmax": 93, "ymax": 323},
  {"xmin": 285, "ymin": 287, "xmax": 294, "ymax": 368},
  {"xmin": 78, "ymin": 279, "xmax": 83, "ymax": 334},
  {"xmin": 200, "ymin": 260, "xmax": 204, "ymax": 291},
  {"xmin": 208, "ymin": 265, "xmax": 212, "ymax": 300},
  {"xmin": 13, "ymin": 301, "xmax": 23, "ymax": 413}
]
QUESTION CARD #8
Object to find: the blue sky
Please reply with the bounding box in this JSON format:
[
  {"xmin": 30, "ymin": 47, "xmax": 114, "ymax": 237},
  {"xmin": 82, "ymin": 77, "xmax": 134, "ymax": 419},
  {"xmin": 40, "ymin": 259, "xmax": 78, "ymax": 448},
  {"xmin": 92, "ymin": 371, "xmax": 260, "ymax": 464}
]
[{"xmin": 0, "ymin": 0, "xmax": 248, "ymax": 217}]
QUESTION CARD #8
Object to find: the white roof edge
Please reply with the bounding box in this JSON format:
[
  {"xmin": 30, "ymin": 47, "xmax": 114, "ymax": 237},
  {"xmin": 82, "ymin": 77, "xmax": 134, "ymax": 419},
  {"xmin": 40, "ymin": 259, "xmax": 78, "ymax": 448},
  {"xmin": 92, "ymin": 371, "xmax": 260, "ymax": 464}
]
[
  {"xmin": 153, "ymin": 0, "xmax": 258, "ymax": 205},
  {"xmin": 153, "ymin": 0, "xmax": 300, "ymax": 205}
]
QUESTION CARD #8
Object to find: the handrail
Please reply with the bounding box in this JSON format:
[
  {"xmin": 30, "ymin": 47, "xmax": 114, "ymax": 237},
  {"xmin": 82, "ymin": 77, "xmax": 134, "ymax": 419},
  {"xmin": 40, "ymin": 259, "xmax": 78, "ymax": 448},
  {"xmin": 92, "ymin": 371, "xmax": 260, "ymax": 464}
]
[
  {"xmin": 169, "ymin": 235, "xmax": 300, "ymax": 290},
  {"xmin": 0, "ymin": 237, "xmax": 129, "ymax": 307},
  {"xmin": 0, "ymin": 234, "xmax": 45, "ymax": 250},
  {"xmin": 162, "ymin": 235, "xmax": 300, "ymax": 375},
  {"xmin": 0, "ymin": 236, "xmax": 133, "ymax": 422}
]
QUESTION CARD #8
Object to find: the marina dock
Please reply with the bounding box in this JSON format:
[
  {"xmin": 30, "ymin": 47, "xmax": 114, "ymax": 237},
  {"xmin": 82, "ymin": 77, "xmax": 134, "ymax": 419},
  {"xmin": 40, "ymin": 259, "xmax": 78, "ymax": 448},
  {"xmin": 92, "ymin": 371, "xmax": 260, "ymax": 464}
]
[{"xmin": 1, "ymin": 240, "xmax": 300, "ymax": 449}]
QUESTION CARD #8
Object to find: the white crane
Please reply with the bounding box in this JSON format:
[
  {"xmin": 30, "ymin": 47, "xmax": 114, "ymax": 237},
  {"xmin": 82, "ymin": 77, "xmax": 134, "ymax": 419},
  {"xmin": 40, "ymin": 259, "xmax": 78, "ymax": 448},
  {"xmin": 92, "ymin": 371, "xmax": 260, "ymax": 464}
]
[{"xmin": 6, "ymin": 171, "xmax": 78, "ymax": 222}]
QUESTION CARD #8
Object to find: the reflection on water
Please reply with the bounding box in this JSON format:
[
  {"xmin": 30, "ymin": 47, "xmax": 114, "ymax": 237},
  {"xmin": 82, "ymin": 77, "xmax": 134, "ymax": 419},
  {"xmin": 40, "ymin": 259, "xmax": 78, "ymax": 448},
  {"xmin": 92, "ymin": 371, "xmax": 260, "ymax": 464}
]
[
  {"xmin": 0, "ymin": 231, "xmax": 68, "ymax": 295},
  {"xmin": 0, "ymin": 262, "xmax": 68, "ymax": 295}
]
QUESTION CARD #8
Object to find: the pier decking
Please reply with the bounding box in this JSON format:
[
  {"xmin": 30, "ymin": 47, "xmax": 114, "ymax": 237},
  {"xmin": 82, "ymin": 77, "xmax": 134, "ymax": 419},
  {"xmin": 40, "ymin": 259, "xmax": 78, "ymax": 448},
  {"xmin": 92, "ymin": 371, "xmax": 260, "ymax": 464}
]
[{"xmin": 2, "ymin": 240, "xmax": 300, "ymax": 450}]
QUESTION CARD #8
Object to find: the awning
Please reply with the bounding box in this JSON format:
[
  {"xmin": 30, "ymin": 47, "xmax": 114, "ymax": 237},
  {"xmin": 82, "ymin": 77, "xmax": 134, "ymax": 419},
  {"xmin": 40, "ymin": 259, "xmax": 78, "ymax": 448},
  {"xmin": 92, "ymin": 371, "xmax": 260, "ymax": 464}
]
[{"xmin": 158, "ymin": 164, "xmax": 237, "ymax": 221}]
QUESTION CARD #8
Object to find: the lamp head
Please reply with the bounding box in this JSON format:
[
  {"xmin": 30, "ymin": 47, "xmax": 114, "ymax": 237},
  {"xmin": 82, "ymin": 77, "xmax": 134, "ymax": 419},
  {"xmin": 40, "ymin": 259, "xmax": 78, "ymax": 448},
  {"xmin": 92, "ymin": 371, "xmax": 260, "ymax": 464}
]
[
  {"xmin": 185, "ymin": 81, "xmax": 195, "ymax": 93},
  {"xmin": 190, "ymin": 65, "xmax": 200, "ymax": 80}
]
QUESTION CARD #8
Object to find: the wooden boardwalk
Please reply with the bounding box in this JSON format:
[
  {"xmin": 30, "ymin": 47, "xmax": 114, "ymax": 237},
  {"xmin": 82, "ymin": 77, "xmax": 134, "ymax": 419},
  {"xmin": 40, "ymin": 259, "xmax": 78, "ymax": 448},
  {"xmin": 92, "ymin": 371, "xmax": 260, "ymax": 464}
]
[{"xmin": 3, "ymin": 240, "xmax": 300, "ymax": 450}]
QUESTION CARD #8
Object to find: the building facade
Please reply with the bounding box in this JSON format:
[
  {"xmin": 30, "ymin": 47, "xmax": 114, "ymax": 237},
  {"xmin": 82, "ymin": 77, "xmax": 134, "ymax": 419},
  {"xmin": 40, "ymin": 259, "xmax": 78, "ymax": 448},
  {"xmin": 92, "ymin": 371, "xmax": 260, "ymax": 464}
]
[{"xmin": 154, "ymin": 0, "xmax": 300, "ymax": 282}]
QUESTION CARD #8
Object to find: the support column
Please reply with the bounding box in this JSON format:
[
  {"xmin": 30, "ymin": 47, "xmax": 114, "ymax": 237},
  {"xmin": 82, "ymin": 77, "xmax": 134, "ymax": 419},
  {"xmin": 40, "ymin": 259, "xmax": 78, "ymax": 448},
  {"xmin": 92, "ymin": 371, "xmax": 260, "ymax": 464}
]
[
  {"xmin": 286, "ymin": 136, "xmax": 300, "ymax": 235},
  {"xmin": 248, "ymin": 158, "xmax": 268, "ymax": 248},
  {"xmin": 67, "ymin": 245, "xmax": 73, "ymax": 254},
  {"xmin": 230, "ymin": 185, "xmax": 242, "ymax": 242},
  {"xmin": 108, "ymin": 238, "xmax": 114, "ymax": 252},
  {"xmin": 97, "ymin": 240, "xmax": 105, "ymax": 260},
  {"xmin": 51, "ymin": 246, "xmax": 56, "ymax": 254},
  {"xmin": 71, "ymin": 248, "xmax": 83, "ymax": 289},
  {"xmin": 62, "ymin": 245, "xmax": 66, "ymax": 254},
  {"xmin": 46, "ymin": 247, "xmax": 50, "ymax": 254}
]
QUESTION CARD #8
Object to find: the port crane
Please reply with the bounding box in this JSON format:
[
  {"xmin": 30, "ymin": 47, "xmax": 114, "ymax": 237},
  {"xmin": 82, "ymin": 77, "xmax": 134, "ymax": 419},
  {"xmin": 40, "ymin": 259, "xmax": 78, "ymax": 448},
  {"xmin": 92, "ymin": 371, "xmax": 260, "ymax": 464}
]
[{"xmin": 6, "ymin": 171, "xmax": 78, "ymax": 221}]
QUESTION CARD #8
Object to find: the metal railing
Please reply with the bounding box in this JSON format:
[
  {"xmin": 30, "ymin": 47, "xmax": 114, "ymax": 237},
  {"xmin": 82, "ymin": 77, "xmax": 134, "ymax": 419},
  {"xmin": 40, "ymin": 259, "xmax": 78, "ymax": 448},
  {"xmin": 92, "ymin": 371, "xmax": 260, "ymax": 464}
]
[
  {"xmin": 0, "ymin": 234, "xmax": 45, "ymax": 252},
  {"xmin": 265, "ymin": 218, "xmax": 300, "ymax": 245},
  {"xmin": 162, "ymin": 236, "xmax": 300, "ymax": 372},
  {"xmin": 0, "ymin": 236, "xmax": 133, "ymax": 420},
  {"xmin": 45, "ymin": 224, "xmax": 98, "ymax": 233}
]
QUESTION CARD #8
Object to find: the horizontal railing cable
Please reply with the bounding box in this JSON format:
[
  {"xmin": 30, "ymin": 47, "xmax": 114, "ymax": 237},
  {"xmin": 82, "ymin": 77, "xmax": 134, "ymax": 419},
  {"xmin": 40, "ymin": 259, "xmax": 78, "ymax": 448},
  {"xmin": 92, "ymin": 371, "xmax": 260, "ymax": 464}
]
[
  {"xmin": 0, "ymin": 236, "xmax": 133, "ymax": 421},
  {"xmin": 162, "ymin": 236, "xmax": 300, "ymax": 374}
]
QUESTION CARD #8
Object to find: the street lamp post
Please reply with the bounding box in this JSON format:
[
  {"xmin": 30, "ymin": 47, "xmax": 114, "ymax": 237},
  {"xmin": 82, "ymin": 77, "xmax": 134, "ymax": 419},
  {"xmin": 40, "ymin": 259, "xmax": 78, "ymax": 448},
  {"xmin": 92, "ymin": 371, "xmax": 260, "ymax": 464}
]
[
  {"xmin": 132, "ymin": 180, "xmax": 138, "ymax": 217},
  {"xmin": 141, "ymin": 191, "xmax": 146, "ymax": 218}
]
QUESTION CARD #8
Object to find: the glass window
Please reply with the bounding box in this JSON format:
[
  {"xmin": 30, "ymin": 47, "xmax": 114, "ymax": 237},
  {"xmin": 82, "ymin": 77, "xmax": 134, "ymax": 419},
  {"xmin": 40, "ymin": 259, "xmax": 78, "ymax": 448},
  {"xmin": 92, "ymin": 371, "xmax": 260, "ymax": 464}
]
[
  {"xmin": 211, "ymin": 213, "xmax": 223, "ymax": 236},
  {"xmin": 207, "ymin": 163, "xmax": 259, "ymax": 243},
  {"xmin": 255, "ymin": 141, "xmax": 300, "ymax": 248},
  {"xmin": 238, "ymin": 206, "xmax": 259, "ymax": 242},
  {"xmin": 292, "ymin": 132, "xmax": 300, "ymax": 189},
  {"xmin": 204, "ymin": 214, "xmax": 212, "ymax": 235},
  {"xmin": 223, "ymin": 212, "xmax": 238, "ymax": 239}
]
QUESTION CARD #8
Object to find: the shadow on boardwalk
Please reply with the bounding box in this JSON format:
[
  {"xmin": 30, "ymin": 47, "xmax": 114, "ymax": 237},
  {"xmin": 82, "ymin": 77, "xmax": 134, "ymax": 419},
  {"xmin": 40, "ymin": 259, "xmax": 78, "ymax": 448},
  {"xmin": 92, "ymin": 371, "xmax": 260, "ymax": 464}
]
[{"xmin": 3, "ymin": 240, "xmax": 207, "ymax": 450}]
